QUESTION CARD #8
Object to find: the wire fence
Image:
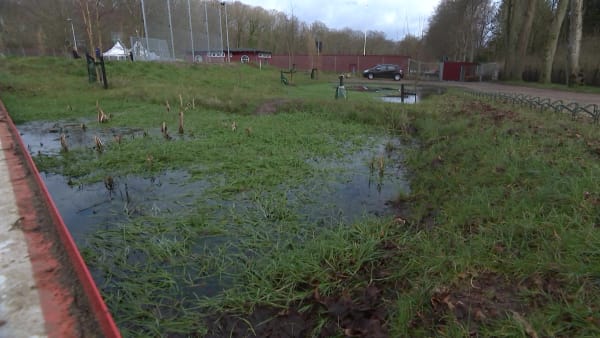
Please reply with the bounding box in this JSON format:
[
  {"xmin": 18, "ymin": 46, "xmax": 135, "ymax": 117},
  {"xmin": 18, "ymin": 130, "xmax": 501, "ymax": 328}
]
[
  {"xmin": 133, "ymin": 0, "xmax": 226, "ymax": 62},
  {"xmin": 407, "ymin": 59, "xmax": 442, "ymax": 81},
  {"xmin": 469, "ymin": 91, "xmax": 600, "ymax": 124}
]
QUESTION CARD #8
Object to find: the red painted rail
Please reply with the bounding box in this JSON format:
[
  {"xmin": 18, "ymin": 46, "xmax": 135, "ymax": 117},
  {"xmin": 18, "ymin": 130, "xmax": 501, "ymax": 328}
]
[{"xmin": 0, "ymin": 99, "xmax": 121, "ymax": 338}]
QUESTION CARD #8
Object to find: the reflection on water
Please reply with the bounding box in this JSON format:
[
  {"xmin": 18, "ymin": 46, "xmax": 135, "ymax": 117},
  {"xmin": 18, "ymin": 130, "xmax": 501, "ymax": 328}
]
[
  {"xmin": 41, "ymin": 170, "xmax": 209, "ymax": 243},
  {"xmin": 19, "ymin": 121, "xmax": 411, "ymax": 241},
  {"xmin": 18, "ymin": 120, "xmax": 148, "ymax": 156},
  {"xmin": 379, "ymin": 85, "xmax": 446, "ymax": 104},
  {"xmin": 381, "ymin": 95, "xmax": 418, "ymax": 104},
  {"xmin": 300, "ymin": 138, "xmax": 409, "ymax": 224}
]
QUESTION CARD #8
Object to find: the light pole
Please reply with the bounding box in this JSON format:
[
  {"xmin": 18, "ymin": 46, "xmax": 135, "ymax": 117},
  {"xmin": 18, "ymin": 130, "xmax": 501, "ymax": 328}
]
[
  {"xmin": 66, "ymin": 18, "xmax": 77, "ymax": 51},
  {"xmin": 187, "ymin": 0, "xmax": 195, "ymax": 62},
  {"xmin": 204, "ymin": 1, "xmax": 210, "ymax": 62},
  {"xmin": 221, "ymin": 2, "xmax": 230, "ymax": 62},
  {"xmin": 363, "ymin": 30, "xmax": 367, "ymax": 56},
  {"xmin": 218, "ymin": 2, "xmax": 224, "ymax": 61},
  {"xmin": 141, "ymin": 0, "xmax": 150, "ymax": 55},
  {"xmin": 363, "ymin": 4, "xmax": 368, "ymax": 56},
  {"xmin": 166, "ymin": 0, "xmax": 175, "ymax": 60}
]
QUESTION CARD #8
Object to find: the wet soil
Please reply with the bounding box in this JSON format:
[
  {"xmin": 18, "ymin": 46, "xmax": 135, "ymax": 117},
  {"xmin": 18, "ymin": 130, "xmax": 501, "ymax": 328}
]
[
  {"xmin": 253, "ymin": 99, "xmax": 318, "ymax": 115},
  {"xmin": 205, "ymin": 243, "xmax": 404, "ymax": 338}
]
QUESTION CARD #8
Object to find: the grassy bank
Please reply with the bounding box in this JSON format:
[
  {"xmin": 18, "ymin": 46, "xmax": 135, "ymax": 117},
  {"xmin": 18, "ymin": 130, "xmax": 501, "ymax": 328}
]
[{"xmin": 1, "ymin": 57, "xmax": 599, "ymax": 337}]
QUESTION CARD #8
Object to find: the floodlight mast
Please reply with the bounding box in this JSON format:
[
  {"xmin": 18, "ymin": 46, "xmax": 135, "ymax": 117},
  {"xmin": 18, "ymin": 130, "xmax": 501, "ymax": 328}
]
[
  {"xmin": 141, "ymin": 0, "xmax": 150, "ymax": 53},
  {"xmin": 188, "ymin": 0, "xmax": 195, "ymax": 61},
  {"xmin": 167, "ymin": 0, "xmax": 175, "ymax": 59},
  {"xmin": 218, "ymin": 2, "xmax": 224, "ymax": 61},
  {"xmin": 67, "ymin": 18, "xmax": 77, "ymax": 51},
  {"xmin": 222, "ymin": 2, "xmax": 230, "ymax": 63}
]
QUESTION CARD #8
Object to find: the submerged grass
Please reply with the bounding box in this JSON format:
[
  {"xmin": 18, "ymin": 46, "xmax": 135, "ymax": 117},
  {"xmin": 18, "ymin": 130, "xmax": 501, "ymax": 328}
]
[{"xmin": 2, "ymin": 57, "xmax": 600, "ymax": 337}]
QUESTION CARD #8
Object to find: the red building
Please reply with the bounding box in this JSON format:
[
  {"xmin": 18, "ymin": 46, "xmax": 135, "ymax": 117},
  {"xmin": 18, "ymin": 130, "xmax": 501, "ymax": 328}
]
[
  {"xmin": 187, "ymin": 50, "xmax": 411, "ymax": 78},
  {"xmin": 189, "ymin": 48, "xmax": 272, "ymax": 64},
  {"xmin": 442, "ymin": 61, "xmax": 479, "ymax": 81},
  {"xmin": 270, "ymin": 54, "xmax": 410, "ymax": 75}
]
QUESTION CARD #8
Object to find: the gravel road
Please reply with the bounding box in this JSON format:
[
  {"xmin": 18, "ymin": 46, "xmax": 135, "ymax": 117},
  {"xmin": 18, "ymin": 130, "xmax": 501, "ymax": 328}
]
[{"xmin": 418, "ymin": 80, "xmax": 600, "ymax": 107}]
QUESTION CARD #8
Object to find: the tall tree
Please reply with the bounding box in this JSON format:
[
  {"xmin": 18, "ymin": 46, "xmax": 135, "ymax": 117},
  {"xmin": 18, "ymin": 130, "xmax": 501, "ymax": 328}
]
[
  {"xmin": 540, "ymin": 0, "xmax": 569, "ymax": 83},
  {"xmin": 513, "ymin": 0, "xmax": 538, "ymax": 79},
  {"xmin": 568, "ymin": 0, "xmax": 584, "ymax": 86},
  {"xmin": 425, "ymin": 0, "xmax": 495, "ymax": 62}
]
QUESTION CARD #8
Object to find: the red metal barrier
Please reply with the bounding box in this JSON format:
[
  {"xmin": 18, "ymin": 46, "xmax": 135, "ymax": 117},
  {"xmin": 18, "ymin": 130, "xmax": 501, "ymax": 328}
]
[{"xmin": 0, "ymin": 99, "xmax": 121, "ymax": 338}]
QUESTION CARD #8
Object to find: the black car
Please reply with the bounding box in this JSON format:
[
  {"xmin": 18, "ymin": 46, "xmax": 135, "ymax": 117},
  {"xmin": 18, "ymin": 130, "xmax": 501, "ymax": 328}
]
[{"xmin": 362, "ymin": 64, "xmax": 404, "ymax": 81}]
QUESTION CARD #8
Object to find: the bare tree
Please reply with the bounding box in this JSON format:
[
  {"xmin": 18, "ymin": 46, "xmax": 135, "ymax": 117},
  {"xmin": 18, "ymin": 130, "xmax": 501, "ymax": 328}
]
[
  {"xmin": 513, "ymin": 0, "xmax": 538, "ymax": 80},
  {"xmin": 502, "ymin": 0, "xmax": 537, "ymax": 80},
  {"xmin": 425, "ymin": 0, "xmax": 495, "ymax": 62}
]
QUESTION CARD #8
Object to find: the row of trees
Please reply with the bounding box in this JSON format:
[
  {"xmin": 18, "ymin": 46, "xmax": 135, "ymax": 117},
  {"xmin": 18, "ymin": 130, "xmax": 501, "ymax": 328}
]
[
  {"xmin": 0, "ymin": 0, "xmax": 404, "ymax": 57},
  {"xmin": 427, "ymin": 0, "xmax": 600, "ymax": 85},
  {"xmin": 1, "ymin": 0, "xmax": 598, "ymax": 85}
]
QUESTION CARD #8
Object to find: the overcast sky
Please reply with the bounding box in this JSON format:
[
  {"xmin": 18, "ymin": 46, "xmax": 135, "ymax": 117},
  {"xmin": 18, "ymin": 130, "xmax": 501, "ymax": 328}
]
[{"xmin": 235, "ymin": 0, "xmax": 441, "ymax": 41}]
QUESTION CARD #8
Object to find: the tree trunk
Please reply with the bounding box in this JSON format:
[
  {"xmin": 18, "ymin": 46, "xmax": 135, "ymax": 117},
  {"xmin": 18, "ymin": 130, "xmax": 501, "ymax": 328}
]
[
  {"xmin": 540, "ymin": 0, "xmax": 568, "ymax": 84},
  {"xmin": 503, "ymin": 0, "xmax": 519, "ymax": 79},
  {"xmin": 568, "ymin": 0, "xmax": 583, "ymax": 86},
  {"xmin": 78, "ymin": 0, "xmax": 95, "ymax": 56},
  {"xmin": 513, "ymin": 0, "xmax": 538, "ymax": 80}
]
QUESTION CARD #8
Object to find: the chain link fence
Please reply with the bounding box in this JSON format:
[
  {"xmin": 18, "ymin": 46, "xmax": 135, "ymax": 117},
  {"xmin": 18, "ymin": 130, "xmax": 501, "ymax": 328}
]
[
  {"xmin": 407, "ymin": 59, "xmax": 442, "ymax": 81},
  {"xmin": 132, "ymin": 0, "xmax": 226, "ymax": 62}
]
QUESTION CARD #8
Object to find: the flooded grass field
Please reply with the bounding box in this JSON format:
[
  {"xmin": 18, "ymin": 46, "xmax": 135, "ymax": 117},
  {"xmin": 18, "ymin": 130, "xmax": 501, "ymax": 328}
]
[
  {"xmin": 4, "ymin": 58, "xmax": 600, "ymax": 337},
  {"xmin": 20, "ymin": 120, "xmax": 409, "ymax": 243},
  {"xmin": 17, "ymin": 109, "xmax": 412, "ymax": 335}
]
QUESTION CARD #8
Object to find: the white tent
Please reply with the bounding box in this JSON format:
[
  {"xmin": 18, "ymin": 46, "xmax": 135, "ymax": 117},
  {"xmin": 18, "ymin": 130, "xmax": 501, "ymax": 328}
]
[{"xmin": 103, "ymin": 41, "xmax": 129, "ymax": 61}]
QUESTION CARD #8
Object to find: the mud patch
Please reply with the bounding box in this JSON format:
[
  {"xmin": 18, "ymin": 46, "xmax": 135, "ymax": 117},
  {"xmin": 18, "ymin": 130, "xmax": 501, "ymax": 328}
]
[
  {"xmin": 423, "ymin": 272, "xmax": 527, "ymax": 334},
  {"xmin": 207, "ymin": 268, "xmax": 398, "ymax": 337},
  {"xmin": 463, "ymin": 101, "xmax": 520, "ymax": 123},
  {"xmin": 205, "ymin": 229, "xmax": 411, "ymax": 337},
  {"xmin": 254, "ymin": 99, "xmax": 293, "ymax": 115}
]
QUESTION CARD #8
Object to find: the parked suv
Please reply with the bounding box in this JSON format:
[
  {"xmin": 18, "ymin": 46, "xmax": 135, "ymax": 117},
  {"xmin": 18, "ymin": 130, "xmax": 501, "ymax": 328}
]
[{"xmin": 362, "ymin": 64, "xmax": 404, "ymax": 81}]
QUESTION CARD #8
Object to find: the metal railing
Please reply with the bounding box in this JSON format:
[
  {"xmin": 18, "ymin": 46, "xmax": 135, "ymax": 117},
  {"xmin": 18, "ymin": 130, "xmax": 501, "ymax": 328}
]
[{"xmin": 469, "ymin": 91, "xmax": 600, "ymax": 124}]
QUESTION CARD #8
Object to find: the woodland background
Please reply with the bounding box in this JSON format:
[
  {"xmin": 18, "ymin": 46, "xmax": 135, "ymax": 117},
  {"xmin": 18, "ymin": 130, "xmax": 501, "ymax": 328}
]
[{"xmin": 1, "ymin": 0, "xmax": 599, "ymax": 85}]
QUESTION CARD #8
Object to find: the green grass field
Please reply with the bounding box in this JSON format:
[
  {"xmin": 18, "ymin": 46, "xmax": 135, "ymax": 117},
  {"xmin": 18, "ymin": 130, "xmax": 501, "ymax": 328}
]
[{"xmin": 1, "ymin": 57, "xmax": 599, "ymax": 337}]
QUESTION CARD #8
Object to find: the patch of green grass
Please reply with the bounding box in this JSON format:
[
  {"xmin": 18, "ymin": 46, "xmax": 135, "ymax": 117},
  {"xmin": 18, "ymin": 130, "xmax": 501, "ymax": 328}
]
[{"xmin": 3, "ymin": 58, "xmax": 600, "ymax": 337}]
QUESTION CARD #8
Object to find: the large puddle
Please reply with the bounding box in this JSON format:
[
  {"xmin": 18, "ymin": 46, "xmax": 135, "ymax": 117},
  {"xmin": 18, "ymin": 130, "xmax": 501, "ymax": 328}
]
[
  {"xmin": 17, "ymin": 120, "xmax": 410, "ymax": 307},
  {"xmin": 40, "ymin": 171, "xmax": 209, "ymax": 243},
  {"xmin": 347, "ymin": 84, "xmax": 445, "ymax": 104},
  {"xmin": 18, "ymin": 120, "xmax": 148, "ymax": 156},
  {"xmin": 19, "ymin": 121, "xmax": 409, "ymax": 239}
]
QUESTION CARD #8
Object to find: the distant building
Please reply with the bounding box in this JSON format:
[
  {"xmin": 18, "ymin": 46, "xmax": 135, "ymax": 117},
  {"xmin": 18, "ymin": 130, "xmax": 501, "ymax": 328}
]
[
  {"xmin": 441, "ymin": 61, "xmax": 479, "ymax": 81},
  {"xmin": 270, "ymin": 54, "xmax": 410, "ymax": 76},
  {"xmin": 188, "ymin": 48, "xmax": 272, "ymax": 64}
]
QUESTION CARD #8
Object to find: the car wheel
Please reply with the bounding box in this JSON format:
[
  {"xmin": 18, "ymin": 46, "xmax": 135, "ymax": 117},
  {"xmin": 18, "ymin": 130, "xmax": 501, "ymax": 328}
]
[
  {"xmin": 368, "ymin": 73, "xmax": 374, "ymax": 80},
  {"xmin": 394, "ymin": 74, "xmax": 401, "ymax": 81}
]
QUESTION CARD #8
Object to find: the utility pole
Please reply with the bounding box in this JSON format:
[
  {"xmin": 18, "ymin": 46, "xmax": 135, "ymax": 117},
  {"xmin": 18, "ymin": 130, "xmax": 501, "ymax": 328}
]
[
  {"xmin": 222, "ymin": 2, "xmax": 230, "ymax": 62},
  {"xmin": 363, "ymin": 30, "xmax": 367, "ymax": 56},
  {"xmin": 204, "ymin": 1, "xmax": 210, "ymax": 62},
  {"xmin": 66, "ymin": 18, "xmax": 77, "ymax": 51},
  {"xmin": 218, "ymin": 2, "xmax": 224, "ymax": 61},
  {"xmin": 141, "ymin": 0, "xmax": 150, "ymax": 54},
  {"xmin": 167, "ymin": 0, "xmax": 175, "ymax": 60},
  {"xmin": 188, "ymin": 0, "xmax": 195, "ymax": 61}
]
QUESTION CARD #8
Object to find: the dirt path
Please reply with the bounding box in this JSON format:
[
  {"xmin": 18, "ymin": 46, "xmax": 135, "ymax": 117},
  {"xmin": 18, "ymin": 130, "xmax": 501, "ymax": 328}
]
[
  {"xmin": 429, "ymin": 81, "xmax": 600, "ymax": 107},
  {"xmin": 345, "ymin": 78, "xmax": 600, "ymax": 106}
]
